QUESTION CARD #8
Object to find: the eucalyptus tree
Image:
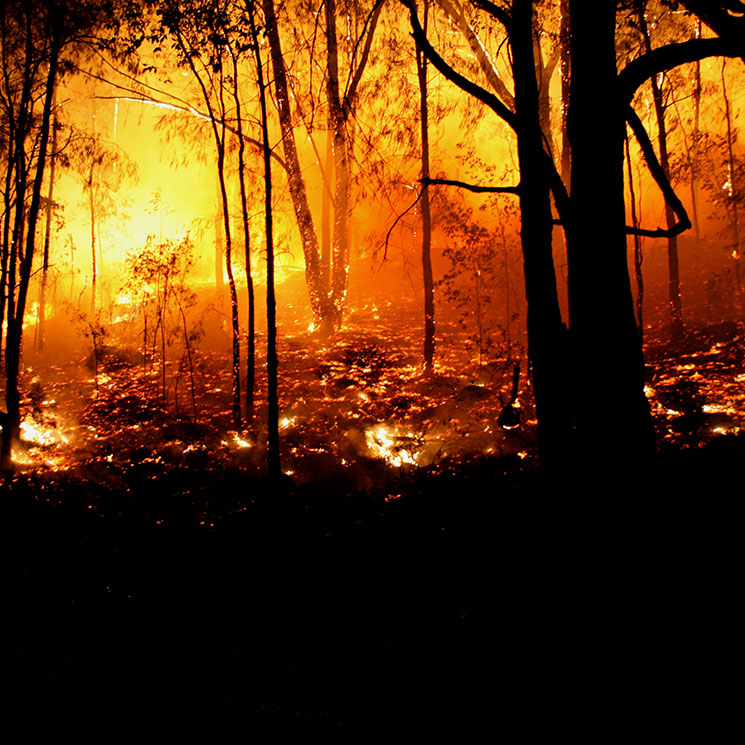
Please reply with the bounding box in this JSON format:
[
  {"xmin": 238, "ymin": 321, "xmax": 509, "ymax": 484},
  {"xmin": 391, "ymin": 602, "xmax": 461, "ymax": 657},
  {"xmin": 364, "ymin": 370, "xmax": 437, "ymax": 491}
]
[
  {"xmin": 155, "ymin": 0, "xmax": 249, "ymax": 427},
  {"xmin": 263, "ymin": 0, "xmax": 384, "ymax": 334},
  {"xmin": 407, "ymin": 0, "xmax": 745, "ymax": 467}
]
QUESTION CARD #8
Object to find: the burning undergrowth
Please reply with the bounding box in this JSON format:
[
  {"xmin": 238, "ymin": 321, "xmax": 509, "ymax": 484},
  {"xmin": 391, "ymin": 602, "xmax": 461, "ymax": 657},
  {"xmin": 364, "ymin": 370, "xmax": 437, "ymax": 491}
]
[
  {"xmin": 6, "ymin": 296, "xmax": 745, "ymax": 523},
  {"xmin": 5, "ymin": 298, "xmax": 536, "ymax": 520}
]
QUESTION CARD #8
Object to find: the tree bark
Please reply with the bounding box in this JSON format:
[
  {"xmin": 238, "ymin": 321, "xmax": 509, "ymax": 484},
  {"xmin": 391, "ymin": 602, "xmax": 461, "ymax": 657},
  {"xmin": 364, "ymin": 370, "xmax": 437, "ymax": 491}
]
[
  {"xmin": 566, "ymin": 0, "xmax": 654, "ymax": 464},
  {"xmin": 511, "ymin": 0, "xmax": 572, "ymax": 466}
]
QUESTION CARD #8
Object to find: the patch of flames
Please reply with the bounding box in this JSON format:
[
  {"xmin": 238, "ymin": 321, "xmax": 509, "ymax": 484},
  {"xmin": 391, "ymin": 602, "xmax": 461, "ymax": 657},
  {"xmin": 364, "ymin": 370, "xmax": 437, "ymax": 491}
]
[
  {"xmin": 20, "ymin": 417, "xmax": 69, "ymax": 447},
  {"xmin": 365, "ymin": 424, "xmax": 422, "ymax": 467}
]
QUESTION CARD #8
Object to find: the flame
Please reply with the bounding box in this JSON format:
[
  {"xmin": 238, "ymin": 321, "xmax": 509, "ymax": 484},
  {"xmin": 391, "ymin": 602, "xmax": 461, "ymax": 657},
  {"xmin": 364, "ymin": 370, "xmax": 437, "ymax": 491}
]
[
  {"xmin": 365, "ymin": 424, "xmax": 421, "ymax": 467},
  {"xmin": 232, "ymin": 432, "xmax": 252, "ymax": 448},
  {"xmin": 20, "ymin": 417, "xmax": 69, "ymax": 447}
]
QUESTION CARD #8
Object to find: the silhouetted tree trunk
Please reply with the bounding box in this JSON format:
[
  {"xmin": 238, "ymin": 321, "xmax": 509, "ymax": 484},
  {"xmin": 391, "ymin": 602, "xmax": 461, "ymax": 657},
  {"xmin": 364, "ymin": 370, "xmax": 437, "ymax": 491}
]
[
  {"xmin": 249, "ymin": 2, "xmax": 280, "ymax": 480},
  {"xmin": 416, "ymin": 0, "xmax": 435, "ymax": 375},
  {"xmin": 229, "ymin": 41, "xmax": 255, "ymax": 423},
  {"xmin": 566, "ymin": 0, "xmax": 654, "ymax": 463},
  {"xmin": 2, "ymin": 9, "xmax": 61, "ymax": 467},
  {"xmin": 512, "ymin": 0, "xmax": 572, "ymax": 466},
  {"xmin": 626, "ymin": 133, "xmax": 645, "ymax": 338}
]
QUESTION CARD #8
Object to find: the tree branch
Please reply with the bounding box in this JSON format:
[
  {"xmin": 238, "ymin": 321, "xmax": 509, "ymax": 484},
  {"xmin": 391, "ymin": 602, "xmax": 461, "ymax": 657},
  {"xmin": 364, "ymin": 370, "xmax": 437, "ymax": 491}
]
[
  {"xmin": 435, "ymin": 0, "xmax": 515, "ymax": 111},
  {"xmin": 625, "ymin": 106, "xmax": 691, "ymax": 238},
  {"xmin": 403, "ymin": 0, "xmax": 517, "ymax": 129},
  {"xmin": 421, "ymin": 176, "xmax": 520, "ymax": 194},
  {"xmin": 471, "ymin": 0, "xmax": 512, "ymax": 29},
  {"xmin": 618, "ymin": 37, "xmax": 744, "ymax": 103},
  {"xmin": 344, "ymin": 0, "xmax": 385, "ymax": 115}
]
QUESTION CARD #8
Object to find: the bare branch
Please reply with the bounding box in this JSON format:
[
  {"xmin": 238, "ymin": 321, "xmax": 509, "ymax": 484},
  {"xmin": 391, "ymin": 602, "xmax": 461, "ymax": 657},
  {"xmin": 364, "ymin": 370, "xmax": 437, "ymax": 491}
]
[
  {"xmin": 435, "ymin": 0, "xmax": 515, "ymax": 111},
  {"xmin": 618, "ymin": 37, "xmax": 743, "ymax": 103},
  {"xmin": 403, "ymin": 0, "xmax": 517, "ymax": 130},
  {"xmin": 421, "ymin": 176, "xmax": 520, "ymax": 194},
  {"xmin": 624, "ymin": 106, "xmax": 691, "ymax": 238},
  {"xmin": 471, "ymin": 0, "xmax": 512, "ymax": 29}
]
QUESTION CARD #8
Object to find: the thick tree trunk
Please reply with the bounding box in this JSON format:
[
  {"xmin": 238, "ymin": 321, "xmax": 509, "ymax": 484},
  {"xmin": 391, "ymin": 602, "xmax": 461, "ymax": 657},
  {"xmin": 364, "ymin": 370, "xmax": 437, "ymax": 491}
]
[
  {"xmin": 567, "ymin": 1, "xmax": 654, "ymax": 464},
  {"xmin": 511, "ymin": 0, "xmax": 572, "ymax": 466}
]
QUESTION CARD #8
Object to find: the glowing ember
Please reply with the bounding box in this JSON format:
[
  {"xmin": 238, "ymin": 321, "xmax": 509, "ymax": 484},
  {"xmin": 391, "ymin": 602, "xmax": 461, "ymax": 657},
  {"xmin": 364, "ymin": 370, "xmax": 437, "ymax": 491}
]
[{"xmin": 232, "ymin": 432, "xmax": 252, "ymax": 449}]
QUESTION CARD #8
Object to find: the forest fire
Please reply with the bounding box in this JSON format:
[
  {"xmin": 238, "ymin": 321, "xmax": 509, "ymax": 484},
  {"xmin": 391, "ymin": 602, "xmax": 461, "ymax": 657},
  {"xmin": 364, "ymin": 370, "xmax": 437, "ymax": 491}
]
[{"xmin": 3, "ymin": 1, "xmax": 745, "ymax": 740}]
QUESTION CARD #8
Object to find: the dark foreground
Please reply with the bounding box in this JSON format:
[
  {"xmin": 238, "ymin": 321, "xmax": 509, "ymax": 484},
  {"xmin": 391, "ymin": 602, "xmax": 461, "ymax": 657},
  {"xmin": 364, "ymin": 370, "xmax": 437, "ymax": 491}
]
[{"xmin": 2, "ymin": 438, "xmax": 739, "ymax": 742}]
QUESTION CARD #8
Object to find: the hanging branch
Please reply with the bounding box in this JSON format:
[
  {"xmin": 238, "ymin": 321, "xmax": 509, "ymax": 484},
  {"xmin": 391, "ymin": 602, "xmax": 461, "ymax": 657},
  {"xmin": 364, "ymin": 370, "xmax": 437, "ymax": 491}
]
[{"xmin": 625, "ymin": 106, "xmax": 692, "ymax": 238}]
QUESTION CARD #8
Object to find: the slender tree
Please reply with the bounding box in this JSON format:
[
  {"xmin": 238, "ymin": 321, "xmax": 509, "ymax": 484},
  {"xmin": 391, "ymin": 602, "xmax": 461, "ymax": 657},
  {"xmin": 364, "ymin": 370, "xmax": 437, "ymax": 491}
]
[
  {"xmin": 246, "ymin": 0, "xmax": 280, "ymax": 479},
  {"xmin": 416, "ymin": 0, "xmax": 436, "ymax": 374},
  {"xmin": 156, "ymin": 0, "xmax": 242, "ymax": 426}
]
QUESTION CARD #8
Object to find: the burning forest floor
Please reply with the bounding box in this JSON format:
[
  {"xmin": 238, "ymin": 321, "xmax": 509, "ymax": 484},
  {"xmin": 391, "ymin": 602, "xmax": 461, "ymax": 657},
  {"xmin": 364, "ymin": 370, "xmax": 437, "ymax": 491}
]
[{"xmin": 2, "ymin": 297, "xmax": 742, "ymax": 740}]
